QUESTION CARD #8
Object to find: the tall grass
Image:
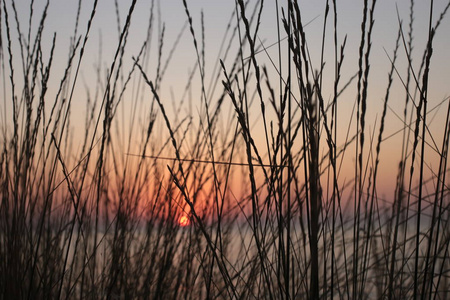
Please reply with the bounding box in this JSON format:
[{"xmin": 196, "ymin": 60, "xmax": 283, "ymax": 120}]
[{"xmin": 1, "ymin": 0, "xmax": 449, "ymax": 299}]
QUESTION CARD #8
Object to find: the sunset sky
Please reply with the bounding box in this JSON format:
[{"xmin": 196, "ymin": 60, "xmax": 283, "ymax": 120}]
[{"xmin": 4, "ymin": 0, "xmax": 450, "ymax": 202}]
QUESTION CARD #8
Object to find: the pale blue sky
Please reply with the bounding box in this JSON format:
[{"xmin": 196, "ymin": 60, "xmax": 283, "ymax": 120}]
[{"xmin": 8, "ymin": 1, "xmax": 449, "ymax": 100}]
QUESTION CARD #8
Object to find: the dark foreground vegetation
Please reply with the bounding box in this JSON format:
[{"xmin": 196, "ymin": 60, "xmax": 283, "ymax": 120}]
[{"xmin": 1, "ymin": 0, "xmax": 449, "ymax": 298}]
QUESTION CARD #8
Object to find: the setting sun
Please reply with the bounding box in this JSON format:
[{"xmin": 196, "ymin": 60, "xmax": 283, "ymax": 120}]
[{"xmin": 178, "ymin": 215, "xmax": 191, "ymax": 227}]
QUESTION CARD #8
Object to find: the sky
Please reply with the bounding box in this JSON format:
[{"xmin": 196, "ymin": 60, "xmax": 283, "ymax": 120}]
[{"xmin": 2, "ymin": 0, "xmax": 450, "ymax": 202}]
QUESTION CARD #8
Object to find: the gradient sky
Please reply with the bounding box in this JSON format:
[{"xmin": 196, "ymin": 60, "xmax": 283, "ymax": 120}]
[{"xmin": 3, "ymin": 0, "xmax": 450, "ymax": 201}]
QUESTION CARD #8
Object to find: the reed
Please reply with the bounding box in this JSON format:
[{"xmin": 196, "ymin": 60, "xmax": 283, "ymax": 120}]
[{"xmin": 1, "ymin": 0, "xmax": 449, "ymax": 298}]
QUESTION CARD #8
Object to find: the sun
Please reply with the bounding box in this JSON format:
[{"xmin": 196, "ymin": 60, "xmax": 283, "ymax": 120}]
[{"xmin": 178, "ymin": 215, "xmax": 191, "ymax": 227}]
